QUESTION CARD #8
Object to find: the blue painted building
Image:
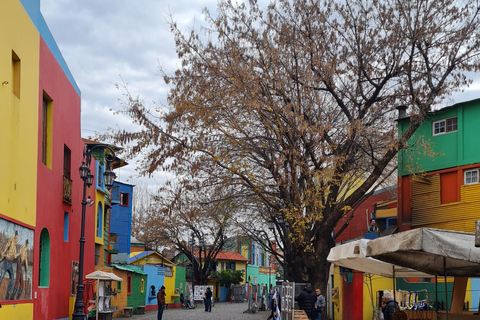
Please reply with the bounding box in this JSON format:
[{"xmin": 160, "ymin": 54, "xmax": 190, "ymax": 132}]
[{"xmin": 110, "ymin": 181, "xmax": 134, "ymax": 254}]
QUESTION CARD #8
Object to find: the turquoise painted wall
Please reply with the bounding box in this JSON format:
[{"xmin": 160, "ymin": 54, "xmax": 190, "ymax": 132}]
[
  {"xmin": 143, "ymin": 265, "xmax": 164, "ymax": 306},
  {"xmin": 246, "ymin": 265, "xmax": 276, "ymax": 288},
  {"xmin": 399, "ymin": 99, "xmax": 480, "ymax": 176}
]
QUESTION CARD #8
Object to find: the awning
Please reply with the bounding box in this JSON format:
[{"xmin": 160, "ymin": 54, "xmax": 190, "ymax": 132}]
[
  {"xmin": 366, "ymin": 228, "xmax": 480, "ymax": 277},
  {"xmin": 327, "ymin": 238, "xmax": 432, "ymax": 278},
  {"xmin": 85, "ymin": 270, "xmax": 123, "ymax": 282}
]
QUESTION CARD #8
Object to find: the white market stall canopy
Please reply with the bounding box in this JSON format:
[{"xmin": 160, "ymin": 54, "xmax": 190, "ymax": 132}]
[
  {"xmin": 86, "ymin": 270, "xmax": 123, "ymax": 282},
  {"xmin": 327, "ymin": 238, "xmax": 432, "ymax": 278},
  {"xmin": 366, "ymin": 228, "xmax": 480, "ymax": 277}
]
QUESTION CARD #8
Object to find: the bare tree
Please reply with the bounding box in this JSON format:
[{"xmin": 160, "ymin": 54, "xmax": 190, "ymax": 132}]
[
  {"xmin": 131, "ymin": 179, "xmax": 235, "ymax": 284},
  {"xmin": 107, "ymin": 0, "xmax": 480, "ymax": 294}
]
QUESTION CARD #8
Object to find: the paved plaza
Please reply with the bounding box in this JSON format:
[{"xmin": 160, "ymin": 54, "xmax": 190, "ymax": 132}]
[{"xmin": 128, "ymin": 302, "xmax": 271, "ymax": 320}]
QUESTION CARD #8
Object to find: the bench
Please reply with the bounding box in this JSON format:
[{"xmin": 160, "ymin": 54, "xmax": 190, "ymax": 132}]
[
  {"xmin": 123, "ymin": 307, "xmax": 133, "ymax": 317},
  {"xmin": 136, "ymin": 306, "xmax": 146, "ymax": 314}
]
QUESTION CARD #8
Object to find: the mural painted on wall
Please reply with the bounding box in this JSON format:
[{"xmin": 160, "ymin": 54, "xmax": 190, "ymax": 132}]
[
  {"xmin": 0, "ymin": 219, "xmax": 34, "ymax": 301},
  {"xmin": 71, "ymin": 261, "xmax": 79, "ymax": 296}
]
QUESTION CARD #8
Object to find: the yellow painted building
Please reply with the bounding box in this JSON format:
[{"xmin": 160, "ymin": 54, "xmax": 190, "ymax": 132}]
[
  {"xmin": 0, "ymin": 0, "xmax": 40, "ymax": 318},
  {"xmin": 0, "ymin": 0, "xmax": 39, "ymax": 227},
  {"xmin": 332, "ymin": 266, "xmax": 394, "ymax": 320},
  {"xmin": 129, "ymin": 251, "xmax": 179, "ymax": 304}
]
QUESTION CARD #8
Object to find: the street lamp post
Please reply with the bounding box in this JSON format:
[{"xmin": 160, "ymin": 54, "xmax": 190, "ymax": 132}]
[{"xmin": 72, "ymin": 145, "xmax": 116, "ymax": 320}]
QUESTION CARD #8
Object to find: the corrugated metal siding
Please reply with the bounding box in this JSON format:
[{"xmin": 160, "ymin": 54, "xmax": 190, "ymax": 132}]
[{"xmin": 411, "ymin": 177, "xmax": 480, "ymax": 231}]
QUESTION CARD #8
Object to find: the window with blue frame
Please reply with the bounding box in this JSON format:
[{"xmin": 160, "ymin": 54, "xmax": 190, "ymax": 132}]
[
  {"xmin": 96, "ymin": 161, "xmax": 105, "ymax": 190},
  {"xmin": 64, "ymin": 212, "xmax": 69, "ymax": 242},
  {"xmin": 97, "ymin": 202, "xmax": 103, "ymax": 238}
]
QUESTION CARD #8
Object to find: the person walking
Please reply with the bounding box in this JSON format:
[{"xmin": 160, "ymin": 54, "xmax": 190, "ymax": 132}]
[
  {"xmin": 314, "ymin": 288, "xmax": 326, "ymax": 320},
  {"xmin": 295, "ymin": 283, "xmax": 317, "ymax": 320},
  {"xmin": 381, "ymin": 290, "xmax": 399, "ymax": 320},
  {"xmin": 157, "ymin": 285, "xmax": 166, "ymax": 320},
  {"xmin": 205, "ymin": 287, "xmax": 213, "ymax": 312},
  {"xmin": 267, "ymin": 289, "xmax": 278, "ymax": 320}
]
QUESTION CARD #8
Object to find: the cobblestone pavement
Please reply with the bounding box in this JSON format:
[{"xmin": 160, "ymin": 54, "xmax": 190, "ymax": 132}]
[{"xmin": 129, "ymin": 302, "xmax": 271, "ymax": 320}]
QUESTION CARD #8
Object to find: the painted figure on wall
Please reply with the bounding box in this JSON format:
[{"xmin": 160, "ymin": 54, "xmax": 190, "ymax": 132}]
[
  {"xmin": 0, "ymin": 219, "xmax": 34, "ymax": 301},
  {"xmin": 71, "ymin": 261, "xmax": 79, "ymax": 296},
  {"xmin": 10, "ymin": 239, "xmax": 28, "ymax": 300},
  {"xmin": 0, "ymin": 230, "xmax": 18, "ymax": 299}
]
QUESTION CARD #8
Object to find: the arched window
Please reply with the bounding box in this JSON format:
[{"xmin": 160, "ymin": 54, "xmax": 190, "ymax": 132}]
[
  {"xmin": 39, "ymin": 228, "xmax": 50, "ymax": 287},
  {"xmin": 97, "ymin": 202, "xmax": 103, "ymax": 238}
]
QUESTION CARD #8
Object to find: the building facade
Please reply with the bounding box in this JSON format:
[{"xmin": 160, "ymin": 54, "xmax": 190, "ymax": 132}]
[
  {"xmin": 398, "ymin": 99, "xmax": 480, "ymax": 233},
  {"xmin": 1, "ymin": 0, "xmax": 89, "ymax": 319}
]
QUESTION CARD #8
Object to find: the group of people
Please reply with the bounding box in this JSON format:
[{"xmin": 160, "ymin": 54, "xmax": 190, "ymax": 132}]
[
  {"xmin": 203, "ymin": 287, "xmax": 213, "ymax": 312},
  {"xmin": 295, "ymin": 283, "xmax": 326, "ymax": 320},
  {"xmin": 156, "ymin": 282, "xmax": 398, "ymax": 320},
  {"xmin": 294, "ymin": 284, "xmax": 399, "ymax": 320},
  {"xmin": 158, "ymin": 285, "xmax": 213, "ymax": 319}
]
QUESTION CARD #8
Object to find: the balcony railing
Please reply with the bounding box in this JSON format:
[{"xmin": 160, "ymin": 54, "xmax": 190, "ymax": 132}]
[{"xmin": 63, "ymin": 175, "xmax": 72, "ymax": 204}]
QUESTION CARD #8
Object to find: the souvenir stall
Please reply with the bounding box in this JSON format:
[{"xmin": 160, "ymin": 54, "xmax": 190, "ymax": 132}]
[
  {"xmin": 367, "ymin": 228, "xmax": 480, "ymax": 320},
  {"xmin": 328, "ymin": 238, "xmax": 434, "ymax": 319},
  {"xmin": 85, "ymin": 271, "xmax": 123, "ymax": 320},
  {"xmin": 329, "ymin": 228, "xmax": 480, "ymax": 320}
]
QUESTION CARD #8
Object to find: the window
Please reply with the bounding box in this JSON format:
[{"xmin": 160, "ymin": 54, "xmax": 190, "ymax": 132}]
[
  {"xmin": 95, "ymin": 244, "xmax": 101, "ymax": 265},
  {"xmin": 39, "ymin": 228, "xmax": 50, "ymax": 287},
  {"xmin": 12, "ymin": 51, "xmax": 21, "ymax": 98},
  {"xmin": 42, "ymin": 94, "xmax": 53, "ymax": 167},
  {"xmin": 127, "ymin": 274, "xmax": 132, "ymax": 295},
  {"xmin": 141, "ymin": 279, "xmax": 145, "ymax": 293},
  {"xmin": 63, "ymin": 145, "xmax": 73, "ymax": 203},
  {"xmin": 226, "ymin": 262, "xmax": 236, "ymax": 271},
  {"xmin": 64, "ymin": 145, "xmax": 71, "ymax": 178},
  {"xmin": 433, "ymin": 117, "xmax": 457, "ymax": 136},
  {"xmin": 165, "ymin": 266, "xmax": 173, "ymax": 277},
  {"xmin": 97, "ymin": 202, "xmax": 103, "ymax": 238},
  {"xmin": 117, "ymin": 281, "xmax": 122, "ymax": 293},
  {"xmin": 97, "ymin": 163, "xmax": 104, "ymax": 187},
  {"xmin": 120, "ymin": 193, "xmax": 129, "ymax": 206},
  {"xmin": 64, "ymin": 212, "xmax": 69, "ymax": 242},
  {"xmin": 465, "ymin": 169, "xmax": 479, "ymax": 185}
]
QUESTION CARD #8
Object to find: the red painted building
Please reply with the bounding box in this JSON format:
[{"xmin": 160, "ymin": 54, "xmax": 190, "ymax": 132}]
[
  {"xmin": 334, "ymin": 186, "xmax": 396, "ymax": 243},
  {"xmin": 34, "ymin": 36, "xmax": 91, "ymax": 319},
  {"xmin": 332, "ymin": 186, "xmax": 397, "ymax": 319}
]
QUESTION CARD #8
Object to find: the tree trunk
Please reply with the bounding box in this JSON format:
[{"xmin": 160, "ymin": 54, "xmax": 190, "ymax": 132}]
[{"xmin": 287, "ymin": 231, "xmax": 334, "ymax": 296}]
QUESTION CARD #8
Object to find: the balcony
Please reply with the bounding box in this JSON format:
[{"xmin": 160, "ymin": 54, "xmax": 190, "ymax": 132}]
[{"xmin": 63, "ymin": 175, "xmax": 72, "ymax": 204}]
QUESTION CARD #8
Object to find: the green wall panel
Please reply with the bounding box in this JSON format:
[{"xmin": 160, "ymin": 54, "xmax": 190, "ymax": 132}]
[{"xmin": 399, "ymin": 99, "xmax": 480, "ymax": 176}]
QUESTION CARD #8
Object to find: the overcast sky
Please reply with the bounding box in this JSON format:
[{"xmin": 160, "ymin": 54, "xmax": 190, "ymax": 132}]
[
  {"xmin": 40, "ymin": 0, "xmax": 225, "ymax": 187},
  {"xmin": 40, "ymin": 0, "xmax": 480, "ymax": 188}
]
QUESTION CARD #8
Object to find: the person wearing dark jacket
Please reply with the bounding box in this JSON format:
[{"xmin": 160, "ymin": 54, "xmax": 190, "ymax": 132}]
[
  {"xmin": 381, "ymin": 290, "xmax": 399, "ymax": 320},
  {"xmin": 267, "ymin": 289, "xmax": 281, "ymax": 320},
  {"xmin": 157, "ymin": 285, "xmax": 166, "ymax": 320},
  {"xmin": 205, "ymin": 287, "xmax": 213, "ymax": 312},
  {"xmin": 295, "ymin": 284, "xmax": 317, "ymax": 320}
]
